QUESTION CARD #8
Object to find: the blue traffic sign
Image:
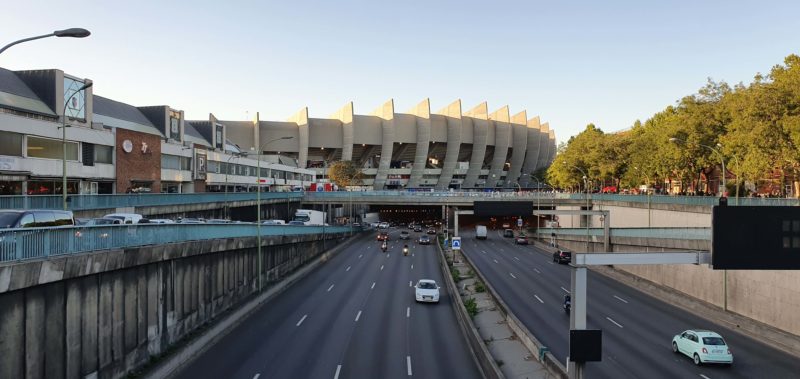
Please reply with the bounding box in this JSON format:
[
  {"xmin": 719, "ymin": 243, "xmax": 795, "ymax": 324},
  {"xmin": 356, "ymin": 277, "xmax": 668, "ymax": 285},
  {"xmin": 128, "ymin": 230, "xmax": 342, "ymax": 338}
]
[{"xmin": 451, "ymin": 237, "xmax": 462, "ymax": 250}]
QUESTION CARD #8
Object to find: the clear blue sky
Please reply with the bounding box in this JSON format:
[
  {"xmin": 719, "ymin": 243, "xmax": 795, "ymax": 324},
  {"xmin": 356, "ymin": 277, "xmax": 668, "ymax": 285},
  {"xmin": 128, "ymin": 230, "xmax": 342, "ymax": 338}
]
[{"xmin": 2, "ymin": 0, "xmax": 799, "ymax": 143}]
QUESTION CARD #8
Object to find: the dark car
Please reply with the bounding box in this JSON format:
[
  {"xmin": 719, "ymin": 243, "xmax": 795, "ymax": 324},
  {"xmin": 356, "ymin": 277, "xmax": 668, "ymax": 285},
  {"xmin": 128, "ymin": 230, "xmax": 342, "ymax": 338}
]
[
  {"xmin": 503, "ymin": 229, "xmax": 514, "ymax": 238},
  {"xmin": 414, "ymin": 225, "xmax": 423, "ymax": 232},
  {"xmin": 426, "ymin": 228, "xmax": 437, "ymax": 235},
  {"xmin": 553, "ymin": 249, "xmax": 572, "ymax": 264},
  {"xmin": 377, "ymin": 232, "xmax": 389, "ymax": 241},
  {"xmin": 0, "ymin": 209, "xmax": 74, "ymax": 229},
  {"xmin": 418, "ymin": 235, "xmax": 431, "ymax": 245},
  {"xmin": 515, "ymin": 236, "xmax": 529, "ymax": 245},
  {"xmin": 400, "ymin": 231, "xmax": 410, "ymax": 240}
]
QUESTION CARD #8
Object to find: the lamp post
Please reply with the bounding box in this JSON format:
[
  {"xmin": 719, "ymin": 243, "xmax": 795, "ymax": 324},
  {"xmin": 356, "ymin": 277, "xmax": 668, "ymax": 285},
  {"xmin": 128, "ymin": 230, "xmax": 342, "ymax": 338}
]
[
  {"xmin": 251, "ymin": 136, "xmax": 293, "ymax": 292},
  {"xmin": 669, "ymin": 138, "xmax": 726, "ymax": 196},
  {"xmin": 0, "ymin": 28, "xmax": 90, "ymax": 55},
  {"xmin": 61, "ymin": 81, "xmax": 93, "ymax": 210},
  {"xmin": 565, "ymin": 163, "xmax": 590, "ymax": 251},
  {"xmin": 717, "ymin": 143, "xmax": 741, "ymax": 205},
  {"xmin": 224, "ymin": 153, "xmax": 241, "ymax": 219}
]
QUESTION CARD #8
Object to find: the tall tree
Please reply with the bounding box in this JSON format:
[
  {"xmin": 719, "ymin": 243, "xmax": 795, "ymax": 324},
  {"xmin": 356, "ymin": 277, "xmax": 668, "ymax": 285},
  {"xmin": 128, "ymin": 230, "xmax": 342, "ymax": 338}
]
[{"xmin": 327, "ymin": 161, "xmax": 363, "ymax": 187}]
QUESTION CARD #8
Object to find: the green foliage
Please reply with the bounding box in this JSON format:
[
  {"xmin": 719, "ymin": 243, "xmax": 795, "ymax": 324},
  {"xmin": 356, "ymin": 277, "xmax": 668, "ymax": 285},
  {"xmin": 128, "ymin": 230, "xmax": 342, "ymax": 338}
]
[
  {"xmin": 474, "ymin": 281, "xmax": 486, "ymax": 293},
  {"xmin": 327, "ymin": 161, "xmax": 362, "ymax": 187},
  {"xmin": 551, "ymin": 54, "xmax": 800, "ymax": 196},
  {"xmin": 450, "ymin": 267, "xmax": 461, "ymax": 283},
  {"xmin": 464, "ymin": 297, "xmax": 478, "ymax": 318}
]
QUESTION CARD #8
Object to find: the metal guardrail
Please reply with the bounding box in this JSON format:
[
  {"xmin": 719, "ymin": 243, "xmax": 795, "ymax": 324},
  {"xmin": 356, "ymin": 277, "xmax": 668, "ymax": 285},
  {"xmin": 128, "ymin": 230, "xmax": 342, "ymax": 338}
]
[
  {"xmin": 535, "ymin": 227, "xmax": 711, "ymax": 240},
  {"xmin": 0, "ymin": 192, "xmax": 302, "ymax": 211},
  {"xmin": 0, "ymin": 224, "xmax": 354, "ymax": 262}
]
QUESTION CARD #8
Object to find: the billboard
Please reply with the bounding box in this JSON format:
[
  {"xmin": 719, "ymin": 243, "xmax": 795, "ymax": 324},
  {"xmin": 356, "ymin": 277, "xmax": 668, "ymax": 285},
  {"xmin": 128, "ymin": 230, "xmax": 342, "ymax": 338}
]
[
  {"xmin": 474, "ymin": 201, "xmax": 533, "ymax": 217},
  {"xmin": 712, "ymin": 206, "xmax": 800, "ymax": 270},
  {"xmin": 194, "ymin": 149, "xmax": 207, "ymax": 180}
]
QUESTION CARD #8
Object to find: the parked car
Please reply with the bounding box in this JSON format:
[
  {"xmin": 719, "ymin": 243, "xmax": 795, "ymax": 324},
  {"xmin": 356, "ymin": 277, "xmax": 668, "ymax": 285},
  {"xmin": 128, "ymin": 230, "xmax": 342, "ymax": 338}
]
[
  {"xmin": 414, "ymin": 279, "xmax": 440, "ymax": 303},
  {"xmin": 287, "ymin": 221, "xmax": 306, "ymax": 226},
  {"xmin": 0, "ymin": 209, "xmax": 74, "ymax": 228},
  {"xmin": 262, "ymin": 220, "xmax": 286, "ymax": 225},
  {"xmin": 553, "ymin": 249, "xmax": 572, "ymax": 264},
  {"xmin": 148, "ymin": 219, "xmax": 175, "ymax": 224},
  {"xmin": 103, "ymin": 213, "xmax": 144, "ymax": 224},
  {"xmin": 503, "ymin": 229, "xmax": 514, "ymax": 238},
  {"xmin": 86, "ymin": 218, "xmax": 123, "ymax": 226},
  {"xmin": 515, "ymin": 235, "xmax": 528, "ymax": 245},
  {"xmin": 178, "ymin": 217, "xmax": 205, "ymax": 224},
  {"xmin": 418, "ymin": 235, "xmax": 431, "ymax": 245},
  {"xmin": 672, "ymin": 330, "xmax": 733, "ymax": 366},
  {"xmin": 205, "ymin": 219, "xmax": 230, "ymax": 224},
  {"xmin": 400, "ymin": 231, "xmax": 410, "ymax": 240}
]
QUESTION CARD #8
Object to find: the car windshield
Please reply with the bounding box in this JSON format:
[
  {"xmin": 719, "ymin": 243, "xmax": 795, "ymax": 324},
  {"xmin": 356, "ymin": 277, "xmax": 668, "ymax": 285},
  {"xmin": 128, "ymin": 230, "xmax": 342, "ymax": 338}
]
[
  {"xmin": 0, "ymin": 213, "xmax": 20, "ymax": 228},
  {"xmin": 702, "ymin": 337, "xmax": 726, "ymax": 346},
  {"xmin": 418, "ymin": 282, "xmax": 436, "ymax": 289}
]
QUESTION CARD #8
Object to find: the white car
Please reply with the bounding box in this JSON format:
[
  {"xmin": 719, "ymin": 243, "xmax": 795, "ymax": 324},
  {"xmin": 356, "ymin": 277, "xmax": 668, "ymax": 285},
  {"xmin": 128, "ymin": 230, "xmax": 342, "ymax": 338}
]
[
  {"xmin": 414, "ymin": 279, "xmax": 440, "ymax": 303},
  {"xmin": 672, "ymin": 330, "xmax": 733, "ymax": 366}
]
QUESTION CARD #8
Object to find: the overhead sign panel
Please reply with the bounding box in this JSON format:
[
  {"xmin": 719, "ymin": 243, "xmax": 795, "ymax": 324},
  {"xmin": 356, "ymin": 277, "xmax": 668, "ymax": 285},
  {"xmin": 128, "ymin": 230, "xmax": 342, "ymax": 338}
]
[
  {"xmin": 713, "ymin": 206, "xmax": 800, "ymax": 270},
  {"xmin": 474, "ymin": 201, "xmax": 533, "ymax": 217}
]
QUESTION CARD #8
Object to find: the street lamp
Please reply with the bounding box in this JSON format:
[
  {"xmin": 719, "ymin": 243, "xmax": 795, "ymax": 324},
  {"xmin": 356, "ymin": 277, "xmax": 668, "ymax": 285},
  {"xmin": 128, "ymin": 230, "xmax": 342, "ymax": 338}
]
[
  {"xmin": 564, "ymin": 163, "xmax": 590, "ymax": 251},
  {"xmin": 717, "ymin": 143, "xmax": 741, "ymax": 204},
  {"xmin": 224, "ymin": 153, "xmax": 242, "ymax": 219},
  {"xmin": 61, "ymin": 81, "xmax": 93, "ymax": 210},
  {"xmin": 669, "ymin": 138, "xmax": 726, "ymax": 196},
  {"xmin": 249, "ymin": 136, "xmax": 293, "ymax": 292},
  {"xmin": 0, "ymin": 28, "xmax": 91, "ymax": 55}
]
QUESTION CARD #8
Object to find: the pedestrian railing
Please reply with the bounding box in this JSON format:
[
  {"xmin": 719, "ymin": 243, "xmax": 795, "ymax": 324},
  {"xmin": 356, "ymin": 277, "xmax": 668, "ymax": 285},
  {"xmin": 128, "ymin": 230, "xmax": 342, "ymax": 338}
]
[
  {"xmin": 0, "ymin": 192, "xmax": 302, "ymax": 211},
  {"xmin": 0, "ymin": 223, "xmax": 353, "ymax": 263},
  {"xmin": 534, "ymin": 227, "xmax": 711, "ymax": 240}
]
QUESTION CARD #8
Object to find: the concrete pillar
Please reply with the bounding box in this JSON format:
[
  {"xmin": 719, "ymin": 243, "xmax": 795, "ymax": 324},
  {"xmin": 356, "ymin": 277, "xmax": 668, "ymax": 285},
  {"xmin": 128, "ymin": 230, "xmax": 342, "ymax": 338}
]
[
  {"xmin": 507, "ymin": 110, "xmax": 528, "ymax": 187},
  {"xmin": 45, "ymin": 282, "xmax": 66, "ymax": 379},
  {"xmin": 535, "ymin": 122, "xmax": 551, "ymax": 171},
  {"xmin": 98, "ymin": 274, "xmax": 114, "ymax": 375},
  {"xmin": 547, "ymin": 128, "xmax": 557, "ymax": 166},
  {"xmin": 520, "ymin": 117, "xmax": 542, "ymax": 187},
  {"xmin": 65, "ymin": 280, "xmax": 82, "ymax": 379},
  {"xmin": 372, "ymin": 99, "xmax": 395, "ymax": 189},
  {"xmin": 25, "ymin": 286, "xmax": 46, "ymax": 379},
  {"xmin": 81, "ymin": 277, "xmax": 99, "ymax": 377},
  {"xmin": 435, "ymin": 99, "xmax": 462, "ymax": 190},
  {"xmin": 137, "ymin": 267, "xmax": 147, "ymax": 346},
  {"xmin": 111, "ymin": 272, "xmax": 125, "ymax": 364},
  {"xmin": 488, "ymin": 106, "xmax": 511, "ymax": 187},
  {"xmin": 146, "ymin": 264, "xmax": 160, "ymax": 355},
  {"xmin": 288, "ymin": 107, "xmax": 309, "ymax": 168},
  {"xmin": 462, "ymin": 102, "xmax": 489, "ymax": 188},
  {"xmin": 406, "ymin": 99, "xmax": 431, "ymax": 188},
  {"xmin": 332, "ymin": 102, "xmax": 354, "ymax": 161},
  {"xmin": 0, "ymin": 290, "xmax": 24, "ymax": 379}
]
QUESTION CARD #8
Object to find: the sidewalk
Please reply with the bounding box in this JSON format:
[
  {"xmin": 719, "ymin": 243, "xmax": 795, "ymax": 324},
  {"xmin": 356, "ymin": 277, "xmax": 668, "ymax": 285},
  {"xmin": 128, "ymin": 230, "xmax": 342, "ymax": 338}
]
[{"xmin": 453, "ymin": 263, "xmax": 555, "ymax": 379}]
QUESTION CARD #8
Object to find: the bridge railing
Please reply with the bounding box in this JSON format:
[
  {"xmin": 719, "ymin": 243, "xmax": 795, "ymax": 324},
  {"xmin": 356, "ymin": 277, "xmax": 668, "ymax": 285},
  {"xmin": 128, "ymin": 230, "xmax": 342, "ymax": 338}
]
[
  {"xmin": 0, "ymin": 223, "xmax": 353, "ymax": 262},
  {"xmin": 0, "ymin": 192, "xmax": 302, "ymax": 211},
  {"xmin": 534, "ymin": 227, "xmax": 711, "ymax": 240}
]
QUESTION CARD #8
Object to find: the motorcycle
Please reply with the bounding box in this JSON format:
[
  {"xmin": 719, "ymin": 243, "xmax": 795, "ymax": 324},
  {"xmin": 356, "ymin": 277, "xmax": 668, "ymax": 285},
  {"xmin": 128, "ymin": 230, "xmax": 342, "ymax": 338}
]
[
  {"xmin": 403, "ymin": 245, "xmax": 409, "ymax": 256},
  {"xmin": 381, "ymin": 242, "xmax": 388, "ymax": 253},
  {"xmin": 563, "ymin": 295, "xmax": 571, "ymax": 314}
]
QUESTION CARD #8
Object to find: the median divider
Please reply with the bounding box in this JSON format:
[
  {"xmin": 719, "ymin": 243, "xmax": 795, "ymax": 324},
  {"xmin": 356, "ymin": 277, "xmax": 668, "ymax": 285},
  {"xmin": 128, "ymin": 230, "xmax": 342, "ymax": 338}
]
[
  {"xmin": 460, "ymin": 247, "xmax": 568, "ymax": 379},
  {"xmin": 146, "ymin": 233, "xmax": 361, "ymax": 379},
  {"xmin": 436, "ymin": 240, "xmax": 505, "ymax": 379}
]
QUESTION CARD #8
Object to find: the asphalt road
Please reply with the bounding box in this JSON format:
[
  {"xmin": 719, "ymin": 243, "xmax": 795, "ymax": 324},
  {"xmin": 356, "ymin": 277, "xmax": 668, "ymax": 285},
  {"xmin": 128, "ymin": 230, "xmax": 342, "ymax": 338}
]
[
  {"xmin": 462, "ymin": 228, "xmax": 800, "ymax": 379},
  {"xmin": 174, "ymin": 229, "xmax": 480, "ymax": 379}
]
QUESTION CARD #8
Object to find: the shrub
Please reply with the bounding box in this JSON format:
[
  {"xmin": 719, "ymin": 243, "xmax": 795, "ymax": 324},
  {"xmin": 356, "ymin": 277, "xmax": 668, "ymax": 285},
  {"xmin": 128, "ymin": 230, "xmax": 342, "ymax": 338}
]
[
  {"xmin": 464, "ymin": 297, "xmax": 478, "ymax": 318},
  {"xmin": 474, "ymin": 281, "xmax": 486, "ymax": 293},
  {"xmin": 451, "ymin": 267, "xmax": 461, "ymax": 282}
]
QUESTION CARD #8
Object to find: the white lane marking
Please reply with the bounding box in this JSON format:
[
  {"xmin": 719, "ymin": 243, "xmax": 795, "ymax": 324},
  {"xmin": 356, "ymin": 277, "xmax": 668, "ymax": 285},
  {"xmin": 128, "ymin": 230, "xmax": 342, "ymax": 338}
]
[
  {"xmin": 359, "ymin": 254, "xmax": 363, "ymax": 259},
  {"xmin": 614, "ymin": 295, "xmax": 629, "ymax": 304},
  {"xmin": 380, "ymin": 265, "xmax": 384, "ymax": 271},
  {"xmin": 411, "ymin": 264, "xmax": 414, "ymax": 270},
  {"xmin": 493, "ymin": 259, "xmax": 499, "ymax": 264},
  {"xmin": 406, "ymin": 307, "xmax": 410, "ymax": 318},
  {"xmin": 412, "ymin": 253, "xmax": 415, "ymax": 257},
  {"xmin": 334, "ymin": 365, "xmax": 342, "ymax": 379},
  {"xmin": 371, "ymin": 282, "xmax": 376, "ymax": 289},
  {"xmin": 296, "ymin": 314, "xmax": 307, "ymax": 326},
  {"xmin": 388, "ymin": 254, "xmax": 391, "ymax": 258},
  {"xmin": 699, "ymin": 375, "xmax": 711, "ymax": 379},
  {"xmin": 355, "ymin": 310, "xmax": 362, "ymax": 322},
  {"xmin": 481, "ymin": 250, "xmax": 487, "ymax": 254},
  {"xmin": 514, "ymin": 256, "xmax": 520, "ymax": 261},
  {"xmin": 534, "ymin": 295, "xmax": 544, "ymax": 303},
  {"xmin": 533, "ymin": 268, "xmax": 541, "ymax": 274},
  {"xmin": 407, "ymin": 356, "xmax": 413, "ymax": 376},
  {"xmin": 327, "ymin": 284, "xmax": 335, "ymax": 292},
  {"xmin": 548, "ymin": 261, "xmax": 554, "ymax": 265},
  {"xmin": 509, "ymin": 272, "xmax": 517, "ymax": 279},
  {"xmin": 409, "ymin": 281, "xmax": 413, "ymax": 287},
  {"xmin": 346, "ymin": 266, "xmax": 351, "ymax": 272},
  {"xmin": 606, "ymin": 317, "xmax": 624, "ymax": 328},
  {"xmin": 561, "ymin": 287, "xmax": 570, "ymax": 294},
  {"xmin": 253, "ymin": 374, "xmax": 260, "ymax": 379}
]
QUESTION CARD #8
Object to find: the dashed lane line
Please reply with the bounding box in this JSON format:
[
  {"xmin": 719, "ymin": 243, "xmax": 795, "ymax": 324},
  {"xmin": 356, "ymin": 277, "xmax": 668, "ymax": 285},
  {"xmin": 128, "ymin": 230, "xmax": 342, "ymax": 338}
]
[
  {"xmin": 614, "ymin": 295, "xmax": 629, "ymax": 304},
  {"xmin": 534, "ymin": 295, "xmax": 544, "ymax": 303},
  {"xmin": 327, "ymin": 284, "xmax": 334, "ymax": 292},
  {"xmin": 606, "ymin": 317, "xmax": 624, "ymax": 328},
  {"xmin": 296, "ymin": 314, "xmax": 307, "ymax": 327}
]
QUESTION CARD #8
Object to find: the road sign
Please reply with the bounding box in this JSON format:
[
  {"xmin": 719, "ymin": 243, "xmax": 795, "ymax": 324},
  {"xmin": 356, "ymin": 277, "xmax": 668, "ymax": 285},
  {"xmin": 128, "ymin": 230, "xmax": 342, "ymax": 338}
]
[
  {"xmin": 517, "ymin": 218, "xmax": 523, "ymax": 227},
  {"xmin": 451, "ymin": 237, "xmax": 461, "ymax": 250}
]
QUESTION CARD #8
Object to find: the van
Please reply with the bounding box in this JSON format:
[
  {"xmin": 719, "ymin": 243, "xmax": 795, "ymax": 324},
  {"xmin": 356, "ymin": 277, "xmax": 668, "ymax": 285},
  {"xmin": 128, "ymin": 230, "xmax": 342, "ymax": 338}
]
[
  {"xmin": 503, "ymin": 229, "xmax": 515, "ymax": 238},
  {"xmin": 0, "ymin": 209, "xmax": 75, "ymax": 228},
  {"xmin": 475, "ymin": 225, "xmax": 488, "ymax": 239},
  {"xmin": 103, "ymin": 213, "xmax": 144, "ymax": 224}
]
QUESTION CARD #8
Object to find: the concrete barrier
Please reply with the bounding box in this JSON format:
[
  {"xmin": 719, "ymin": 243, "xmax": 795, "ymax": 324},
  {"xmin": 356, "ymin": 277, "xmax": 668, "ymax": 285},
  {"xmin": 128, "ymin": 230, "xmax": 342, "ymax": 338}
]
[
  {"xmin": 460, "ymin": 248, "xmax": 568, "ymax": 379},
  {"xmin": 436, "ymin": 243, "xmax": 505, "ymax": 379}
]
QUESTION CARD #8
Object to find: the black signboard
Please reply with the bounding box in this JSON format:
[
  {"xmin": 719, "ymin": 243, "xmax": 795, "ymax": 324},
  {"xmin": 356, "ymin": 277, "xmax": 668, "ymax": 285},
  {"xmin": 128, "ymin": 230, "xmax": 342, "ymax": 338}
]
[
  {"xmin": 713, "ymin": 206, "xmax": 800, "ymax": 270},
  {"xmin": 473, "ymin": 201, "xmax": 533, "ymax": 217}
]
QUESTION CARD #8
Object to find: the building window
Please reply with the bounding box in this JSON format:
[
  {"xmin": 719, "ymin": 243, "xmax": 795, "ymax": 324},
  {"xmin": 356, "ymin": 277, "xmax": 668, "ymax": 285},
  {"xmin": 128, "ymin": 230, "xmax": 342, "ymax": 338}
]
[
  {"xmin": 208, "ymin": 160, "xmax": 219, "ymax": 173},
  {"xmin": 0, "ymin": 131, "xmax": 23, "ymax": 157},
  {"xmin": 162, "ymin": 182, "xmax": 181, "ymax": 193},
  {"xmin": 161, "ymin": 154, "xmax": 180, "ymax": 170},
  {"xmin": 215, "ymin": 124, "xmax": 224, "ymax": 149},
  {"xmin": 27, "ymin": 136, "xmax": 79, "ymax": 160},
  {"xmin": 63, "ymin": 77, "xmax": 87, "ymax": 119},
  {"xmin": 169, "ymin": 110, "xmax": 181, "ymax": 141},
  {"xmin": 27, "ymin": 179, "xmax": 78, "ymax": 195},
  {"xmin": 0, "ymin": 180, "xmax": 22, "ymax": 195},
  {"xmin": 95, "ymin": 145, "xmax": 113, "ymax": 164}
]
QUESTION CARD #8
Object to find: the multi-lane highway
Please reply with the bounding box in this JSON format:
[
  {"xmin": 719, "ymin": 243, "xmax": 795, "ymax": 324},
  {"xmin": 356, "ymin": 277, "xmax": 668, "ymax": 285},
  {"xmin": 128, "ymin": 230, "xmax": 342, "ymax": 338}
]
[
  {"xmin": 174, "ymin": 230, "xmax": 480, "ymax": 379},
  {"xmin": 462, "ymin": 228, "xmax": 800, "ymax": 379}
]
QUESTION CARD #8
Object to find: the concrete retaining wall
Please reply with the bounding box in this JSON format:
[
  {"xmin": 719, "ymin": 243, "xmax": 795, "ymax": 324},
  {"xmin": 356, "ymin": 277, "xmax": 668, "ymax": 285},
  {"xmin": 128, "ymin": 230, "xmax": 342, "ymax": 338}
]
[{"xmin": 0, "ymin": 233, "xmax": 346, "ymax": 379}]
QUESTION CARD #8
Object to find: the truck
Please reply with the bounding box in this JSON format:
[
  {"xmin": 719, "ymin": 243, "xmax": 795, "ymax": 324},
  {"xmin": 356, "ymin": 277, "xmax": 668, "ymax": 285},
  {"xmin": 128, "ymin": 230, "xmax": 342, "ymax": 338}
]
[
  {"xmin": 475, "ymin": 225, "xmax": 488, "ymax": 239},
  {"xmin": 293, "ymin": 209, "xmax": 326, "ymax": 226}
]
